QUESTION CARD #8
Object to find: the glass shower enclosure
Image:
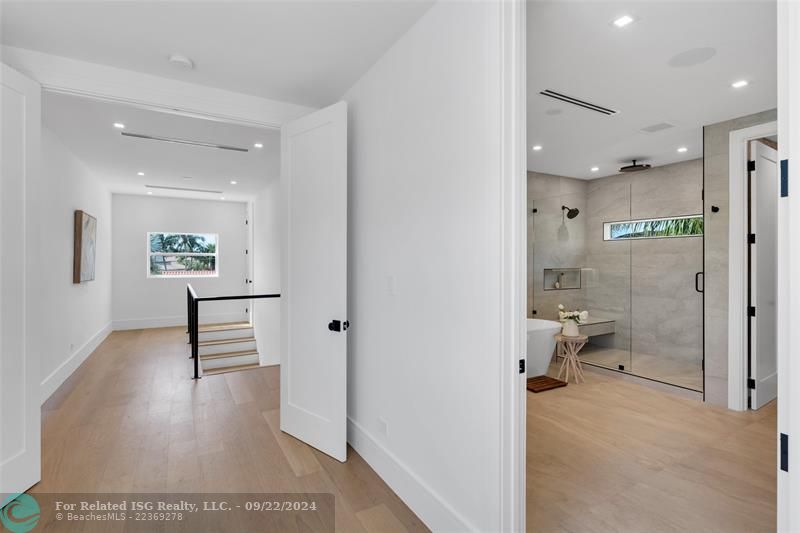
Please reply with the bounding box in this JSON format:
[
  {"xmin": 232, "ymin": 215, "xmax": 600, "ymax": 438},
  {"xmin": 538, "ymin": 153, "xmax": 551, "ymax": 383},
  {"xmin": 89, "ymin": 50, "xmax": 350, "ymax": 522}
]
[{"xmin": 529, "ymin": 164, "xmax": 704, "ymax": 392}]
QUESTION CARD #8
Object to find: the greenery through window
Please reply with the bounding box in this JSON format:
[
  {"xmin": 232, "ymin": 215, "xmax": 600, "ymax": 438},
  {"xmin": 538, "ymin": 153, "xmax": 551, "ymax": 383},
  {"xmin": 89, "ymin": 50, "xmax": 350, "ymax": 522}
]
[
  {"xmin": 148, "ymin": 233, "xmax": 218, "ymax": 277},
  {"xmin": 604, "ymin": 215, "xmax": 703, "ymax": 241}
]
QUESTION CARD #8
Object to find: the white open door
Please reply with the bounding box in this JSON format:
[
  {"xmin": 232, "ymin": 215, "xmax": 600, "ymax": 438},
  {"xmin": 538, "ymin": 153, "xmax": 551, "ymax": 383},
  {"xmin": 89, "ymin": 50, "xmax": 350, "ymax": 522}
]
[
  {"xmin": 280, "ymin": 102, "xmax": 347, "ymax": 461},
  {"xmin": 1, "ymin": 64, "xmax": 41, "ymax": 500},
  {"xmin": 749, "ymin": 140, "xmax": 779, "ymax": 410}
]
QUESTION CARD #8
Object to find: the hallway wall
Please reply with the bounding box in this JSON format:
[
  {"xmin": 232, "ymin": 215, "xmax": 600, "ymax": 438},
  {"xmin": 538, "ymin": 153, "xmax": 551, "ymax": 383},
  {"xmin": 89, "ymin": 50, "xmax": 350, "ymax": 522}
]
[
  {"xmin": 111, "ymin": 195, "xmax": 249, "ymax": 329},
  {"xmin": 344, "ymin": 2, "xmax": 508, "ymax": 530},
  {"xmin": 34, "ymin": 127, "xmax": 113, "ymax": 402}
]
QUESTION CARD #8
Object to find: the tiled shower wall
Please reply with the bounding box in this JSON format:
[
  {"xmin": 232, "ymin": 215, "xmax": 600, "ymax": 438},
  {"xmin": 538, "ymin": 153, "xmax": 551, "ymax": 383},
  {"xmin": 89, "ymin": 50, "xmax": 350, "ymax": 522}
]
[{"xmin": 529, "ymin": 159, "xmax": 704, "ymax": 364}]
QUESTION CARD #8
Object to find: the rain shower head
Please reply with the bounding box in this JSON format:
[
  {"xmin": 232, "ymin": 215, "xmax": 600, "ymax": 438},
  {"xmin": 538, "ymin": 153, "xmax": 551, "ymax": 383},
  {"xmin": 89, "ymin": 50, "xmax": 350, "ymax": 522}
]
[{"xmin": 562, "ymin": 205, "xmax": 580, "ymax": 219}]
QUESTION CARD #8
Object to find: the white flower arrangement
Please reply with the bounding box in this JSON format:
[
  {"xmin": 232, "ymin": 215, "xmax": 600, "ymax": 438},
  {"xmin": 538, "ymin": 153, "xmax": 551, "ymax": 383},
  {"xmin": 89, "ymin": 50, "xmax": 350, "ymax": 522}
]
[{"xmin": 558, "ymin": 304, "xmax": 588, "ymax": 324}]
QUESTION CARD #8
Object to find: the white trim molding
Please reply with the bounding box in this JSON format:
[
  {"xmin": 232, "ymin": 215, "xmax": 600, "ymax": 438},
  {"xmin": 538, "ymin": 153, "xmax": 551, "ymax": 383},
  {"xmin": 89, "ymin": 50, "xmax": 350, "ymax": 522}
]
[
  {"xmin": 727, "ymin": 121, "xmax": 777, "ymax": 412},
  {"xmin": 347, "ymin": 418, "xmax": 475, "ymax": 532},
  {"xmin": 40, "ymin": 322, "xmax": 112, "ymax": 404},
  {"xmin": 0, "ymin": 46, "xmax": 315, "ymax": 129},
  {"xmin": 498, "ymin": 0, "xmax": 527, "ymax": 531}
]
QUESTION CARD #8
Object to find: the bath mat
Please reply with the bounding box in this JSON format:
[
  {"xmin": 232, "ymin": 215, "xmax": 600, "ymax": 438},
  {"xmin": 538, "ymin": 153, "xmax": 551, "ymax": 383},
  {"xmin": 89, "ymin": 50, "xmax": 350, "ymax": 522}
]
[{"xmin": 527, "ymin": 375, "xmax": 567, "ymax": 393}]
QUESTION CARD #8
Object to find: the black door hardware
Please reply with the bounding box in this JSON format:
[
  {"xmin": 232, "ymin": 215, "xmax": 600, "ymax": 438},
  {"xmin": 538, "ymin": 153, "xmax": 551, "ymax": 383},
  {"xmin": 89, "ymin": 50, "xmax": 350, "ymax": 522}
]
[
  {"xmin": 695, "ymin": 272, "xmax": 704, "ymax": 293},
  {"xmin": 328, "ymin": 320, "xmax": 350, "ymax": 332},
  {"xmin": 711, "ymin": 205, "xmax": 720, "ymax": 213}
]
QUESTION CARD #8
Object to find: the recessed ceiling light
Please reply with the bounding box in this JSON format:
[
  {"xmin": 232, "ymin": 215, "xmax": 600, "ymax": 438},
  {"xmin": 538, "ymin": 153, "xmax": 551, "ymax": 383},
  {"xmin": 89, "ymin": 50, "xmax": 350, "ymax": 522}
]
[
  {"xmin": 254, "ymin": 143, "xmax": 263, "ymax": 148},
  {"xmin": 230, "ymin": 180, "xmax": 237, "ymax": 185},
  {"xmin": 677, "ymin": 147, "xmax": 688, "ymax": 153},
  {"xmin": 731, "ymin": 80, "xmax": 749, "ymax": 89},
  {"xmin": 113, "ymin": 122, "xmax": 125, "ymax": 129},
  {"xmin": 137, "ymin": 171, "xmax": 145, "ymax": 176},
  {"xmin": 220, "ymin": 197, "xmax": 225, "ymax": 200},
  {"xmin": 613, "ymin": 15, "xmax": 634, "ymax": 28},
  {"xmin": 147, "ymin": 191, "xmax": 153, "ymax": 195},
  {"xmin": 591, "ymin": 166, "xmax": 599, "ymax": 172},
  {"xmin": 532, "ymin": 145, "xmax": 543, "ymax": 151}
]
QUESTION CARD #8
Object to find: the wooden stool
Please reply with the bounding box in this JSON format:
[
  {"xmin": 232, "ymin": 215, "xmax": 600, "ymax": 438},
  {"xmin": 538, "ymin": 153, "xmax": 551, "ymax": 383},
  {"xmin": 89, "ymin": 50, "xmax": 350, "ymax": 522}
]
[{"xmin": 556, "ymin": 334, "xmax": 587, "ymax": 384}]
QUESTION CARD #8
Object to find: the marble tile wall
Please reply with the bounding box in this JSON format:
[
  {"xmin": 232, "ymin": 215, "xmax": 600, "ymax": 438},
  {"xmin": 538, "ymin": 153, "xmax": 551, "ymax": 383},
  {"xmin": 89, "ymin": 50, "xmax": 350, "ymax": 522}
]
[
  {"xmin": 527, "ymin": 172, "xmax": 587, "ymax": 321},
  {"xmin": 703, "ymin": 109, "xmax": 778, "ymax": 406}
]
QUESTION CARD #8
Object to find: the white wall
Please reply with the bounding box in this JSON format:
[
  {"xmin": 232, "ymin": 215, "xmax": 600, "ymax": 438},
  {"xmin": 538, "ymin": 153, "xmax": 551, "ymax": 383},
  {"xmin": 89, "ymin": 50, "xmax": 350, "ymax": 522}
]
[
  {"xmin": 343, "ymin": 2, "xmax": 506, "ymax": 531},
  {"xmin": 111, "ymin": 195, "xmax": 249, "ymax": 329},
  {"xmin": 33, "ymin": 128, "xmax": 113, "ymax": 402},
  {"xmin": 252, "ymin": 181, "xmax": 282, "ymax": 365}
]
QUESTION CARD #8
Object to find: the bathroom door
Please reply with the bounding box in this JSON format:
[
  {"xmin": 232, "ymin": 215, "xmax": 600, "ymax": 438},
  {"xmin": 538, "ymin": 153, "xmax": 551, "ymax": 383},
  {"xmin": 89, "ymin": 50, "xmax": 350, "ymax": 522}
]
[
  {"xmin": 280, "ymin": 101, "xmax": 348, "ymax": 461},
  {"xmin": 749, "ymin": 140, "xmax": 778, "ymax": 409}
]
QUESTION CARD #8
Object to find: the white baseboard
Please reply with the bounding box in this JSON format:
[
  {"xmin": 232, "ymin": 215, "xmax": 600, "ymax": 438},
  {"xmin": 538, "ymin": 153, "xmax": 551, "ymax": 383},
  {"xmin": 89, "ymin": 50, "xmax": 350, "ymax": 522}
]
[
  {"xmin": 112, "ymin": 313, "xmax": 248, "ymax": 331},
  {"xmin": 40, "ymin": 322, "xmax": 112, "ymax": 404},
  {"xmin": 347, "ymin": 417, "xmax": 475, "ymax": 532}
]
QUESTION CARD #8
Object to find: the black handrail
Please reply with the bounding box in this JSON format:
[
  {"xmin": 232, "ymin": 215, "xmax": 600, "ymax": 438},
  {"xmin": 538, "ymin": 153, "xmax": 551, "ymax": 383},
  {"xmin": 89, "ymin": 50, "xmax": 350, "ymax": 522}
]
[{"xmin": 187, "ymin": 283, "xmax": 280, "ymax": 379}]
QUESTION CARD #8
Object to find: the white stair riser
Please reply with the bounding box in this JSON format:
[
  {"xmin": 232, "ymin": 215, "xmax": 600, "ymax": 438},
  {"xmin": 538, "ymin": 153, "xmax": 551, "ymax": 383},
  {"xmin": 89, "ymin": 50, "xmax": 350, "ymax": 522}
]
[
  {"xmin": 202, "ymin": 353, "xmax": 260, "ymax": 370},
  {"xmin": 198, "ymin": 340, "xmax": 257, "ymax": 356},
  {"xmin": 198, "ymin": 327, "xmax": 254, "ymax": 342}
]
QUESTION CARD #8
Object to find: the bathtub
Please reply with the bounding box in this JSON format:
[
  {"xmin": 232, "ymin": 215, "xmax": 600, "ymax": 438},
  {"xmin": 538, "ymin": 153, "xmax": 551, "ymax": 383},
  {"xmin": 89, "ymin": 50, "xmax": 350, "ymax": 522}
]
[{"xmin": 526, "ymin": 319, "xmax": 562, "ymax": 377}]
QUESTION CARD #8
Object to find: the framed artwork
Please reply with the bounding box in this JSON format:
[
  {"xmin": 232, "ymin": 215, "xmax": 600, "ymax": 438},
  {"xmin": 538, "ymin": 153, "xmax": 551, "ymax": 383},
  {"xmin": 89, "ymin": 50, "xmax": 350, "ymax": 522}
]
[{"xmin": 73, "ymin": 210, "xmax": 97, "ymax": 283}]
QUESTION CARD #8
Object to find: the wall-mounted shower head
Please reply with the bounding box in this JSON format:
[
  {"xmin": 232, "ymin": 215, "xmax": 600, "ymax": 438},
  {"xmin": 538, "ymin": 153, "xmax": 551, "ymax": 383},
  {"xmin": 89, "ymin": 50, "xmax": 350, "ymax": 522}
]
[{"xmin": 562, "ymin": 205, "xmax": 580, "ymax": 219}]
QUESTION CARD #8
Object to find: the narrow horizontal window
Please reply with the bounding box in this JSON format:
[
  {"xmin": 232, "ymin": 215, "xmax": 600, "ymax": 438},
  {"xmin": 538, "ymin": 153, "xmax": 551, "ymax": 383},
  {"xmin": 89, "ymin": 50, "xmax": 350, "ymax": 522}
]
[
  {"xmin": 147, "ymin": 232, "xmax": 218, "ymax": 278},
  {"xmin": 603, "ymin": 215, "xmax": 703, "ymax": 241}
]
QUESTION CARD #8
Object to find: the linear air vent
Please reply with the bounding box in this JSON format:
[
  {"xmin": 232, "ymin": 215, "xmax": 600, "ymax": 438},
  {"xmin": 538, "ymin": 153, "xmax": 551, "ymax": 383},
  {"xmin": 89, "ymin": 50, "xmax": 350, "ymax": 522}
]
[
  {"xmin": 122, "ymin": 132, "xmax": 248, "ymax": 152},
  {"xmin": 145, "ymin": 185, "xmax": 224, "ymax": 194},
  {"xmin": 539, "ymin": 89, "xmax": 618, "ymax": 115}
]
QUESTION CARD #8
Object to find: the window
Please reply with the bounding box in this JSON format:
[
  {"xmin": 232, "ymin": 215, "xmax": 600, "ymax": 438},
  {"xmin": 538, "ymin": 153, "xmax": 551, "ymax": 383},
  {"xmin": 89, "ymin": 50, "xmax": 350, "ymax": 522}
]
[
  {"xmin": 603, "ymin": 215, "xmax": 703, "ymax": 241},
  {"xmin": 148, "ymin": 232, "xmax": 218, "ymax": 277}
]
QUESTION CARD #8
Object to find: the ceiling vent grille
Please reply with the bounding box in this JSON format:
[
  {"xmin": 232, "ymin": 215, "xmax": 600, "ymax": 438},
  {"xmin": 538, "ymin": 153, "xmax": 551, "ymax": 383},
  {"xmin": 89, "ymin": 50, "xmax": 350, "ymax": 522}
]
[
  {"xmin": 640, "ymin": 122, "xmax": 675, "ymax": 133},
  {"xmin": 145, "ymin": 185, "xmax": 224, "ymax": 194},
  {"xmin": 122, "ymin": 132, "xmax": 248, "ymax": 152},
  {"xmin": 539, "ymin": 89, "xmax": 618, "ymax": 116}
]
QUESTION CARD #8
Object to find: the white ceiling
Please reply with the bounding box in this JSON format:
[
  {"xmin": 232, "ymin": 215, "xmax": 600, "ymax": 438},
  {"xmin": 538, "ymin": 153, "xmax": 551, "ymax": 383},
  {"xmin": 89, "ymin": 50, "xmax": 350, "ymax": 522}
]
[
  {"xmin": 527, "ymin": 1, "xmax": 777, "ymax": 179},
  {"xmin": 44, "ymin": 91, "xmax": 280, "ymax": 201},
  {"xmin": 1, "ymin": 1, "xmax": 433, "ymax": 108}
]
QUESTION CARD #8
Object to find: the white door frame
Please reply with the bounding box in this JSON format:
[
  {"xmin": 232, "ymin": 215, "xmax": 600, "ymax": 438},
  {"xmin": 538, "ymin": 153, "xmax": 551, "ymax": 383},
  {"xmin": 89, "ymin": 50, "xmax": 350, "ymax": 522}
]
[
  {"xmin": 498, "ymin": 0, "xmax": 527, "ymax": 530},
  {"xmin": 727, "ymin": 121, "xmax": 778, "ymax": 412}
]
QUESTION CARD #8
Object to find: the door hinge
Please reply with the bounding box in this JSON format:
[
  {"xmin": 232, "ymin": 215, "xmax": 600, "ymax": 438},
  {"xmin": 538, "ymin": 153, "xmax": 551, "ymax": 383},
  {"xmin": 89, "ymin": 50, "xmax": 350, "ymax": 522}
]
[
  {"xmin": 749, "ymin": 233, "xmax": 756, "ymax": 244},
  {"xmin": 519, "ymin": 359, "xmax": 525, "ymax": 374},
  {"xmin": 702, "ymin": 359, "xmax": 705, "ymax": 371},
  {"xmin": 781, "ymin": 433, "xmax": 789, "ymax": 472},
  {"xmin": 781, "ymin": 159, "xmax": 789, "ymax": 197},
  {"xmin": 245, "ymin": 219, "xmax": 249, "ymax": 225},
  {"xmin": 245, "ymin": 249, "xmax": 249, "ymax": 255},
  {"xmin": 701, "ymin": 188, "xmax": 704, "ymax": 201},
  {"xmin": 748, "ymin": 160, "xmax": 756, "ymax": 172},
  {"xmin": 749, "ymin": 306, "xmax": 756, "ymax": 317},
  {"xmin": 748, "ymin": 378, "xmax": 756, "ymax": 389}
]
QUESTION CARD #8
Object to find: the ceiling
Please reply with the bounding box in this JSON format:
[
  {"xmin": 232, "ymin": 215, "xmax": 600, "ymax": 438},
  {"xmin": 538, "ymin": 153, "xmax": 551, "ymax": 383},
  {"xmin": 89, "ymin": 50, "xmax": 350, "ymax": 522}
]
[
  {"xmin": 527, "ymin": 1, "xmax": 777, "ymax": 179},
  {"xmin": 1, "ymin": 1, "xmax": 433, "ymax": 108},
  {"xmin": 44, "ymin": 91, "xmax": 279, "ymax": 201}
]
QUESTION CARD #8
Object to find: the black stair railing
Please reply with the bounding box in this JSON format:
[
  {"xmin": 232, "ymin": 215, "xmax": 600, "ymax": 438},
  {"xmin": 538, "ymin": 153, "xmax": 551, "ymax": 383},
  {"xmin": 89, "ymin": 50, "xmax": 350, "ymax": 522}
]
[{"xmin": 187, "ymin": 283, "xmax": 280, "ymax": 379}]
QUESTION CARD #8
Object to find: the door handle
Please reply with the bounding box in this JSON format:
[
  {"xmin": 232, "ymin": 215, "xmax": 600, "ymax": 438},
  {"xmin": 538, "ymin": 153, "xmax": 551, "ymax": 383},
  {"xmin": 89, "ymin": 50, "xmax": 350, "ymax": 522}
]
[
  {"xmin": 328, "ymin": 320, "xmax": 350, "ymax": 332},
  {"xmin": 695, "ymin": 272, "xmax": 704, "ymax": 293}
]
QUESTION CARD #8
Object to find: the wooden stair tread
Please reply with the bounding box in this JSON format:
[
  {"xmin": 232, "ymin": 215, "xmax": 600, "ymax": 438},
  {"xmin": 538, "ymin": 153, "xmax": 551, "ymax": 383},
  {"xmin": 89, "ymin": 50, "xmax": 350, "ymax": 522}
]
[
  {"xmin": 203, "ymin": 363, "xmax": 261, "ymax": 376},
  {"xmin": 200, "ymin": 349, "xmax": 259, "ymax": 361},
  {"xmin": 198, "ymin": 321, "xmax": 252, "ymax": 333},
  {"xmin": 198, "ymin": 336, "xmax": 256, "ymax": 346}
]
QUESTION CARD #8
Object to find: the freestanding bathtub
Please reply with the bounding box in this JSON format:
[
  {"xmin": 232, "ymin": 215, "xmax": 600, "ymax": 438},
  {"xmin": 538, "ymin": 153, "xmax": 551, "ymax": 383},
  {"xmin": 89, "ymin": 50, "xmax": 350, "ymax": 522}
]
[{"xmin": 526, "ymin": 319, "xmax": 562, "ymax": 377}]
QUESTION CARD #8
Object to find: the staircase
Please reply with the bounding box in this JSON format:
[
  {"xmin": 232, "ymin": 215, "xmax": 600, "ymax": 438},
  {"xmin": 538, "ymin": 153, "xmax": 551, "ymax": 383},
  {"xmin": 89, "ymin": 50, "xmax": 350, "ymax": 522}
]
[{"xmin": 195, "ymin": 322, "xmax": 260, "ymax": 376}]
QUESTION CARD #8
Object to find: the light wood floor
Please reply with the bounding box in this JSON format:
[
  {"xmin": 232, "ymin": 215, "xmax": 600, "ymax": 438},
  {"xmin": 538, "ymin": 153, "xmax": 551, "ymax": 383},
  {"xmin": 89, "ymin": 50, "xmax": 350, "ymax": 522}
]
[
  {"xmin": 36, "ymin": 327, "xmax": 428, "ymax": 533},
  {"xmin": 528, "ymin": 364, "xmax": 776, "ymax": 532}
]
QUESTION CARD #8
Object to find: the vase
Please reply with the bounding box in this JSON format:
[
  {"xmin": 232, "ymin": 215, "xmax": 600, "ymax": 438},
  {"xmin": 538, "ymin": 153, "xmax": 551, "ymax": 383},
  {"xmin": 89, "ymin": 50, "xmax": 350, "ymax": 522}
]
[{"xmin": 561, "ymin": 320, "xmax": 579, "ymax": 337}]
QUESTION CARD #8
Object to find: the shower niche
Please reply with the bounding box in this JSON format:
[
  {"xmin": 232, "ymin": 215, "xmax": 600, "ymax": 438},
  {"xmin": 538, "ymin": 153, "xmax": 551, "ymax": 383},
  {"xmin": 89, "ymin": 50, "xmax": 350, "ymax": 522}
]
[{"xmin": 543, "ymin": 268, "xmax": 581, "ymax": 291}]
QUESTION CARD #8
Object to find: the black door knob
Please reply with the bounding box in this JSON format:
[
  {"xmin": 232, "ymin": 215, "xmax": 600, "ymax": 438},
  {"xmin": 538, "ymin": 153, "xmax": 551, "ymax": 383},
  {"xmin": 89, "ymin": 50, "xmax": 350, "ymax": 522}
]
[{"xmin": 328, "ymin": 320, "xmax": 341, "ymax": 332}]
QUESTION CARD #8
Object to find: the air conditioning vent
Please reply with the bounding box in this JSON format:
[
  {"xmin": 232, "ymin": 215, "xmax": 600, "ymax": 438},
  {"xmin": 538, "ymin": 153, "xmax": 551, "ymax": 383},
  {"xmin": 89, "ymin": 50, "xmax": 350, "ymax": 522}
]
[
  {"xmin": 539, "ymin": 89, "xmax": 618, "ymax": 116},
  {"xmin": 122, "ymin": 132, "xmax": 248, "ymax": 152},
  {"xmin": 640, "ymin": 122, "xmax": 675, "ymax": 133},
  {"xmin": 145, "ymin": 185, "xmax": 224, "ymax": 194}
]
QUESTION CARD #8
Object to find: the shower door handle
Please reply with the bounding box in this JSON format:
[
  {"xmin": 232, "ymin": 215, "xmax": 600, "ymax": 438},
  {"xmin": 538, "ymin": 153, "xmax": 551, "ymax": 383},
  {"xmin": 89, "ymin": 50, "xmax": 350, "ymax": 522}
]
[{"xmin": 695, "ymin": 272, "xmax": 704, "ymax": 293}]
